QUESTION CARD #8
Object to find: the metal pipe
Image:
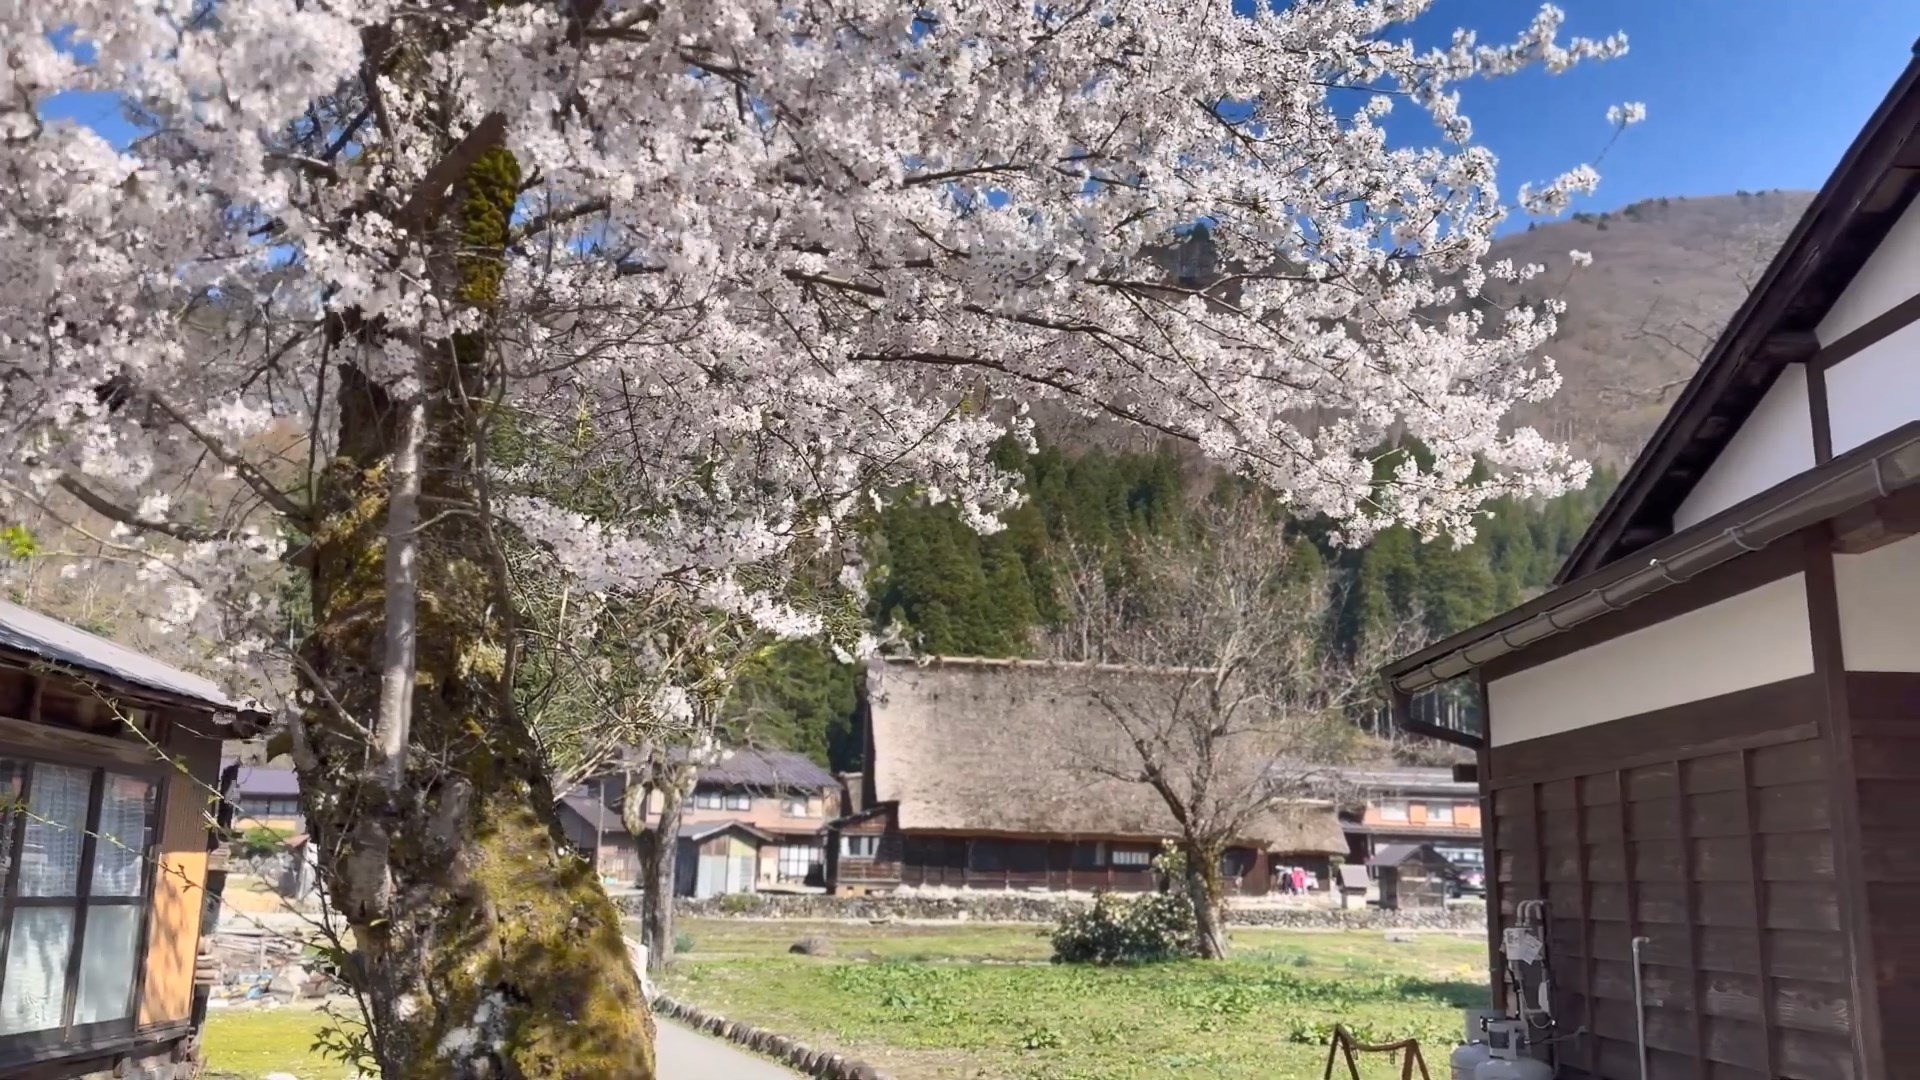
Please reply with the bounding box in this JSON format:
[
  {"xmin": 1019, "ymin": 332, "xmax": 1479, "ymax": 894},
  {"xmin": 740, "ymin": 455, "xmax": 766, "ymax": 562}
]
[{"xmin": 1631, "ymin": 936, "xmax": 1652, "ymax": 1080}]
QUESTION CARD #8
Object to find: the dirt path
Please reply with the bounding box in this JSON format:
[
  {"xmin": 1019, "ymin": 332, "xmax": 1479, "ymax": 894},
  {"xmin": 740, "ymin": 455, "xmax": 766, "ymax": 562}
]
[{"xmin": 655, "ymin": 1016, "xmax": 799, "ymax": 1079}]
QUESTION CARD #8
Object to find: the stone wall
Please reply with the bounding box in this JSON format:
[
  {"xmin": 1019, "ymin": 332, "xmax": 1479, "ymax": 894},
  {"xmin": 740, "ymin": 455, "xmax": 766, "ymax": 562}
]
[{"xmin": 645, "ymin": 891, "xmax": 1486, "ymax": 932}]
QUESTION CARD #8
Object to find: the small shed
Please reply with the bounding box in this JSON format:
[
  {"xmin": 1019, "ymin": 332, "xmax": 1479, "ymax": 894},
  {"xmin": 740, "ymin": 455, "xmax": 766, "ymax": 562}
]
[
  {"xmin": 674, "ymin": 821, "xmax": 775, "ymax": 898},
  {"xmin": 1336, "ymin": 863, "xmax": 1372, "ymax": 907},
  {"xmin": 1371, "ymin": 843, "xmax": 1458, "ymax": 911}
]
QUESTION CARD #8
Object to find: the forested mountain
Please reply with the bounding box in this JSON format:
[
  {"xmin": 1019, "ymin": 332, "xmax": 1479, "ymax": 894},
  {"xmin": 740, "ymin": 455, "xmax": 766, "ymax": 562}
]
[{"xmin": 726, "ymin": 439, "xmax": 1618, "ymax": 769}]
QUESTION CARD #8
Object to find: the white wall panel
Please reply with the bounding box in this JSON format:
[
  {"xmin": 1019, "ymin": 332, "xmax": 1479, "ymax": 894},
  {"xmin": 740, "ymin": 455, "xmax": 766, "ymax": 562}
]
[
  {"xmin": 1486, "ymin": 574, "xmax": 1813, "ymax": 746},
  {"xmin": 1818, "ymin": 194, "xmax": 1920, "ymax": 345},
  {"xmin": 1672, "ymin": 366, "xmax": 1814, "ymax": 531},
  {"xmin": 1824, "ymin": 318, "xmax": 1920, "ymax": 456},
  {"xmin": 1836, "ymin": 532, "xmax": 1920, "ymax": 671}
]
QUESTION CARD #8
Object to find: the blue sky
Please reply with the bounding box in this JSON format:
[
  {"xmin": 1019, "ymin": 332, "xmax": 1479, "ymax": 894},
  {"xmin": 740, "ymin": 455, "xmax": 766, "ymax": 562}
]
[{"xmin": 1412, "ymin": 0, "xmax": 1917, "ymax": 224}]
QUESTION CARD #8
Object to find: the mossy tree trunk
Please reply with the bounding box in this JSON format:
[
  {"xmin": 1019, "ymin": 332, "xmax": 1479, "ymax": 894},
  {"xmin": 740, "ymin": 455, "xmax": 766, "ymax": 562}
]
[{"xmin": 294, "ymin": 130, "xmax": 656, "ymax": 1078}]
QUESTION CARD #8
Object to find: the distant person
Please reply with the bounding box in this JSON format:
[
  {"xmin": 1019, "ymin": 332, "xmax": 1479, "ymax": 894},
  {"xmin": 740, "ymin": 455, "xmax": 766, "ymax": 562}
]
[{"xmin": 1291, "ymin": 866, "xmax": 1307, "ymax": 894}]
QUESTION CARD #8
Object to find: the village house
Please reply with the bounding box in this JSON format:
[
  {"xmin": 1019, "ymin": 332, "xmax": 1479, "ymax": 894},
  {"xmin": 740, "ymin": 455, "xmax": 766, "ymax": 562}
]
[
  {"xmin": 222, "ymin": 763, "xmax": 302, "ymax": 836},
  {"xmin": 557, "ymin": 747, "xmax": 842, "ymax": 893},
  {"xmin": 827, "ymin": 657, "xmax": 1348, "ymax": 896},
  {"xmin": 1386, "ymin": 53, "xmax": 1920, "ymax": 1080},
  {"xmin": 1334, "ymin": 765, "xmax": 1483, "ymax": 884},
  {"xmin": 0, "ymin": 599, "xmax": 264, "ymax": 1079}
]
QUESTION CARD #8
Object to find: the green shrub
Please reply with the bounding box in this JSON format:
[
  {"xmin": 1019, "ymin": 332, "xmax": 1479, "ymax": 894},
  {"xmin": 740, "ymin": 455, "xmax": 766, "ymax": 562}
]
[
  {"xmin": 717, "ymin": 892, "xmax": 758, "ymax": 915},
  {"xmin": 233, "ymin": 826, "xmax": 290, "ymax": 859},
  {"xmin": 673, "ymin": 931, "xmax": 696, "ymax": 955},
  {"xmin": 1050, "ymin": 888, "xmax": 1196, "ymax": 964}
]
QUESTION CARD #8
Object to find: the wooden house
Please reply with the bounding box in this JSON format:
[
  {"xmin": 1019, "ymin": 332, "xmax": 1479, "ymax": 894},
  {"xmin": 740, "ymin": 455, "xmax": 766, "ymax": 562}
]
[
  {"xmin": 1370, "ymin": 843, "xmax": 1458, "ymax": 912},
  {"xmin": 674, "ymin": 821, "xmax": 777, "ymax": 898},
  {"xmin": 557, "ymin": 747, "xmax": 842, "ymax": 891},
  {"xmin": 826, "ymin": 657, "xmax": 1347, "ymax": 895},
  {"xmin": 555, "ymin": 778, "xmax": 641, "ymax": 886},
  {"xmin": 0, "ymin": 599, "xmax": 263, "ymax": 1079},
  {"xmin": 1335, "ymin": 765, "xmax": 1483, "ymax": 874},
  {"xmin": 1384, "ymin": 52, "xmax": 1920, "ymax": 1080}
]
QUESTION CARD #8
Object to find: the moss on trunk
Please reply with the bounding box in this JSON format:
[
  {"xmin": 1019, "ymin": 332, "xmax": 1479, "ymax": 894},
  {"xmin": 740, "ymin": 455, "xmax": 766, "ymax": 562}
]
[{"xmin": 295, "ymin": 132, "xmax": 656, "ymax": 1079}]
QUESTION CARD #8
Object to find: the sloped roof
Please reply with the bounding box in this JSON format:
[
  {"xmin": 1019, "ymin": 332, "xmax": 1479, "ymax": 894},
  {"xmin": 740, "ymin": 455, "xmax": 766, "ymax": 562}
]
[
  {"xmin": 558, "ymin": 790, "xmax": 626, "ymax": 835},
  {"xmin": 1371, "ymin": 843, "xmax": 1457, "ymax": 874},
  {"xmin": 1560, "ymin": 50, "xmax": 1920, "ymax": 581},
  {"xmin": 1333, "ymin": 766, "xmax": 1475, "ymax": 798},
  {"xmin": 696, "ymin": 747, "xmax": 839, "ymax": 792},
  {"xmin": 0, "ymin": 598, "xmax": 246, "ymax": 713},
  {"xmin": 682, "ymin": 820, "xmax": 776, "ymax": 844},
  {"xmin": 867, "ymin": 657, "xmax": 1348, "ymax": 855},
  {"xmin": 231, "ymin": 765, "xmax": 299, "ymax": 798}
]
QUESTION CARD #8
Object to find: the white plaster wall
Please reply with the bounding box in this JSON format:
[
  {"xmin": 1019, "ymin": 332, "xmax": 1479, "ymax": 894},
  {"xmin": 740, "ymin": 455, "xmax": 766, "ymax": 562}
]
[
  {"xmin": 1835, "ymin": 532, "xmax": 1920, "ymax": 671},
  {"xmin": 1672, "ymin": 365, "xmax": 1815, "ymax": 531},
  {"xmin": 1818, "ymin": 194, "xmax": 1920, "ymax": 345},
  {"xmin": 1824, "ymin": 318, "xmax": 1920, "ymax": 456},
  {"xmin": 1486, "ymin": 574, "xmax": 1813, "ymax": 746}
]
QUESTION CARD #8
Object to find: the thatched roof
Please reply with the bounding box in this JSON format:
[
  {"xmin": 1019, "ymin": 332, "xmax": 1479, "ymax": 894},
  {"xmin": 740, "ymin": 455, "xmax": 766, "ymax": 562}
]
[{"xmin": 867, "ymin": 657, "xmax": 1347, "ymax": 856}]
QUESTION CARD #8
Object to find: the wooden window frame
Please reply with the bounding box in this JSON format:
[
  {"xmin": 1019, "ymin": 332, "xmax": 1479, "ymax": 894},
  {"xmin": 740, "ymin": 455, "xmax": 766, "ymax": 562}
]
[{"xmin": 0, "ymin": 749, "xmax": 165, "ymax": 1063}]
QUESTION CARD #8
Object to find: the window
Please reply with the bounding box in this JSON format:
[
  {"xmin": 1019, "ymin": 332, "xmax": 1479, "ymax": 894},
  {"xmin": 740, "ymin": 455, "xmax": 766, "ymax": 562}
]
[
  {"xmin": 782, "ymin": 797, "xmax": 808, "ymax": 818},
  {"xmin": 724, "ymin": 792, "xmax": 751, "ymax": 812},
  {"xmin": 1110, "ymin": 848, "xmax": 1153, "ymax": 867},
  {"xmin": 776, "ymin": 844, "xmax": 819, "ymax": 880},
  {"xmin": 692, "ymin": 791, "xmax": 723, "ymax": 811},
  {"xmin": 1426, "ymin": 803, "xmax": 1455, "ymax": 825},
  {"xmin": 240, "ymin": 797, "xmax": 299, "ymax": 819},
  {"xmin": 842, "ymin": 835, "xmax": 878, "ymax": 859},
  {"xmin": 0, "ymin": 758, "xmax": 158, "ymax": 1039},
  {"xmin": 1378, "ymin": 800, "xmax": 1409, "ymax": 823},
  {"xmin": 1068, "ymin": 842, "xmax": 1105, "ymax": 871}
]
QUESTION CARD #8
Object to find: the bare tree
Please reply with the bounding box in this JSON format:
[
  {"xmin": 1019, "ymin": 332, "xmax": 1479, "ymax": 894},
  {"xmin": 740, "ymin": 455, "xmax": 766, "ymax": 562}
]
[{"xmin": 1048, "ymin": 500, "xmax": 1378, "ymax": 959}]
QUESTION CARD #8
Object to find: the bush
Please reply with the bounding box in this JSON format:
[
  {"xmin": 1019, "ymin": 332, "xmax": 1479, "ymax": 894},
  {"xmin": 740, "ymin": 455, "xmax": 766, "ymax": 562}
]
[
  {"xmin": 716, "ymin": 892, "xmax": 758, "ymax": 916},
  {"xmin": 672, "ymin": 931, "xmax": 696, "ymax": 955},
  {"xmin": 1051, "ymin": 878, "xmax": 1196, "ymax": 965},
  {"xmin": 233, "ymin": 826, "xmax": 291, "ymax": 860}
]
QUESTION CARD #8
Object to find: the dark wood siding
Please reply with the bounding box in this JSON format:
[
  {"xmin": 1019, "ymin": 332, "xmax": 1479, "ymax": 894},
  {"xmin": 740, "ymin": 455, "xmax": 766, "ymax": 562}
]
[
  {"xmin": 1489, "ymin": 675, "xmax": 1854, "ymax": 1080},
  {"xmin": 1847, "ymin": 670, "xmax": 1920, "ymax": 1067}
]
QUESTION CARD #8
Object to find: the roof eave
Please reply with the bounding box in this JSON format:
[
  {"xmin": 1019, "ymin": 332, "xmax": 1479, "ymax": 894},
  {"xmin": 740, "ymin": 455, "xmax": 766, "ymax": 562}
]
[
  {"xmin": 1387, "ymin": 420, "xmax": 1920, "ymax": 698},
  {"xmin": 1558, "ymin": 53, "xmax": 1920, "ymax": 583}
]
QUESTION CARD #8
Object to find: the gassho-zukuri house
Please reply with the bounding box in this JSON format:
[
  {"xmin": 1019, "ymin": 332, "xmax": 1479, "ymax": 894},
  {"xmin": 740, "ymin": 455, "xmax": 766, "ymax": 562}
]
[
  {"xmin": 1384, "ymin": 51, "xmax": 1920, "ymax": 1080},
  {"xmin": 827, "ymin": 656, "xmax": 1347, "ymax": 895}
]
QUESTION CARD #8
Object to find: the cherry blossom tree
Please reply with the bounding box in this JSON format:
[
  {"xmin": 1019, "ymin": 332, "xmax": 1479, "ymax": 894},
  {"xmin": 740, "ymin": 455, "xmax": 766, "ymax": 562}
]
[{"xmin": 0, "ymin": 1, "xmax": 1629, "ymax": 1074}]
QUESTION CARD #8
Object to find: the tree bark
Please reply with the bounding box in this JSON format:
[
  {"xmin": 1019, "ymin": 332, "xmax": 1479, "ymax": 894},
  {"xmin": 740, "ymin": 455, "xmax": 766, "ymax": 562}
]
[
  {"xmin": 1182, "ymin": 840, "xmax": 1229, "ymax": 960},
  {"xmin": 632, "ymin": 782, "xmax": 686, "ymax": 974},
  {"xmin": 295, "ymin": 140, "xmax": 655, "ymax": 1078}
]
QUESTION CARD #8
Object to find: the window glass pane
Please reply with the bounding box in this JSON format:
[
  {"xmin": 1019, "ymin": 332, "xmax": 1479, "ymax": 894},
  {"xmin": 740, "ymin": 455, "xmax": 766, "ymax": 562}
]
[
  {"xmin": 0, "ymin": 907, "xmax": 73, "ymax": 1033},
  {"xmin": 20, "ymin": 764, "xmax": 93, "ymax": 897},
  {"xmin": 92, "ymin": 775, "xmax": 155, "ymax": 898},
  {"xmin": 74, "ymin": 904, "xmax": 141, "ymax": 1025}
]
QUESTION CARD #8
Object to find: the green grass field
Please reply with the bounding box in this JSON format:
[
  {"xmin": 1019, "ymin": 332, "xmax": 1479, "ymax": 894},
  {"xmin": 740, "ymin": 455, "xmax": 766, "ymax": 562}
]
[
  {"xmin": 201, "ymin": 1008, "xmax": 356, "ymax": 1080},
  {"xmin": 662, "ymin": 919, "xmax": 1488, "ymax": 1079}
]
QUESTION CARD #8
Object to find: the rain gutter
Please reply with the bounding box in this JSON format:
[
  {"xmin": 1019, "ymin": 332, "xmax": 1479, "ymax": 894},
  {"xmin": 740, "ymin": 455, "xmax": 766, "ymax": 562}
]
[{"xmin": 1387, "ymin": 423, "xmax": 1920, "ymax": 698}]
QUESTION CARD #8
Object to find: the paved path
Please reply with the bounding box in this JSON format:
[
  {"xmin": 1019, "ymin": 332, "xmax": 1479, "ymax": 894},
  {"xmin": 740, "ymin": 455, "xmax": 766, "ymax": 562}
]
[{"xmin": 656, "ymin": 1015, "xmax": 800, "ymax": 1078}]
